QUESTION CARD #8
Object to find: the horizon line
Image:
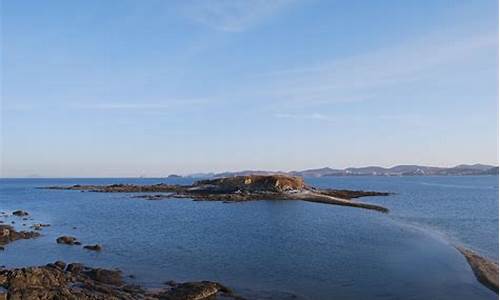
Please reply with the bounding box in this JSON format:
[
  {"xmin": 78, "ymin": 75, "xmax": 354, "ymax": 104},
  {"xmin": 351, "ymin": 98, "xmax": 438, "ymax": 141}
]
[{"xmin": 1, "ymin": 162, "xmax": 497, "ymax": 179}]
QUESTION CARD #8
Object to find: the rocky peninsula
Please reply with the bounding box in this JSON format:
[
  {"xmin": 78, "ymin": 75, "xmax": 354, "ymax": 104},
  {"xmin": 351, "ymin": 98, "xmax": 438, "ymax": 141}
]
[
  {"xmin": 458, "ymin": 247, "xmax": 498, "ymax": 293},
  {"xmin": 43, "ymin": 175, "xmax": 391, "ymax": 213}
]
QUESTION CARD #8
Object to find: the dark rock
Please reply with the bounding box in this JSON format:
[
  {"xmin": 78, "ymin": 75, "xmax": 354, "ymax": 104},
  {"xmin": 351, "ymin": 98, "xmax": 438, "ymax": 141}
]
[
  {"xmin": 159, "ymin": 281, "xmax": 233, "ymax": 300},
  {"xmin": 164, "ymin": 280, "xmax": 177, "ymax": 286},
  {"xmin": 65, "ymin": 263, "xmax": 84, "ymax": 274},
  {"xmin": 54, "ymin": 261, "xmax": 66, "ymax": 270},
  {"xmin": 0, "ymin": 225, "xmax": 40, "ymax": 248},
  {"xmin": 12, "ymin": 210, "xmax": 29, "ymax": 217},
  {"xmin": 0, "ymin": 262, "xmax": 242, "ymax": 300},
  {"xmin": 83, "ymin": 244, "xmax": 102, "ymax": 251},
  {"xmin": 85, "ymin": 268, "xmax": 123, "ymax": 285},
  {"xmin": 31, "ymin": 223, "xmax": 50, "ymax": 231},
  {"xmin": 458, "ymin": 247, "xmax": 498, "ymax": 293},
  {"xmin": 56, "ymin": 236, "xmax": 79, "ymax": 245}
]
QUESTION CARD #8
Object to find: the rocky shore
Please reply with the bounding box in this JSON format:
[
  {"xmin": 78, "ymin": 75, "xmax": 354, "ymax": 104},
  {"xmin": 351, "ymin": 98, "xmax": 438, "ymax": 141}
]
[
  {"xmin": 1, "ymin": 210, "xmax": 242, "ymax": 300},
  {"xmin": 0, "ymin": 225, "xmax": 40, "ymax": 250},
  {"xmin": 0, "ymin": 261, "xmax": 241, "ymax": 300},
  {"xmin": 458, "ymin": 247, "xmax": 499, "ymax": 293},
  {"xmin": 44, "ymin": 175, "xmax": 391, "ymax": 213}
]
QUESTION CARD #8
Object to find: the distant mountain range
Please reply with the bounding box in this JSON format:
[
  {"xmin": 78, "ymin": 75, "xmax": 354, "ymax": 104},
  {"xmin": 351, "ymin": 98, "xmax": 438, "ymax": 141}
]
[{"xmin": 177, "ymin": 164, "xmax": 498, "ymax": 178}]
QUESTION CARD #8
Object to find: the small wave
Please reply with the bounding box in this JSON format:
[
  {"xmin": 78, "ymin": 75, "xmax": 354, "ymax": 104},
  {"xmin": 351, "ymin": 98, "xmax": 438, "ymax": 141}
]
[{"xmin": 418, "ymin": 182, "xmax": 495, "ymax": 189}]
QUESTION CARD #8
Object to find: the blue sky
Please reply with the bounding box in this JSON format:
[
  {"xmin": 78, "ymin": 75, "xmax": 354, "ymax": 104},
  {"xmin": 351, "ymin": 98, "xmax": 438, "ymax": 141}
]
[{"xmin": 1, "ymin": 0, "xmax": 498, "ymax": 177}]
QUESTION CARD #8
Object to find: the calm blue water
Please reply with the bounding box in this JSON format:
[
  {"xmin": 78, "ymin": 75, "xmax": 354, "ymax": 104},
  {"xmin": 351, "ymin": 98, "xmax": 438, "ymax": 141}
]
[{"xmin": 0, "ymin": 176, "xmax": 498, "ymax": 299}]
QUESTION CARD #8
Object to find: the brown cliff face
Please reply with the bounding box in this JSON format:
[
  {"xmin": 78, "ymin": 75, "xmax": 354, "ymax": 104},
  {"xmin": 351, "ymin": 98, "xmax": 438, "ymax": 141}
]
[{"xmin": 195, "ymin": 175, "xmax": 306, "ymax": 193}]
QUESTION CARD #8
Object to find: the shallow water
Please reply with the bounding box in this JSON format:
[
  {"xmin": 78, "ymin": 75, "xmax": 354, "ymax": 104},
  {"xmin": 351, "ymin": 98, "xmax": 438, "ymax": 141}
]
[
  {"xmin": 307, "ymin": 176, "xmax": 499, "ymax": 260},
  {"xmin": 0, "ymin": 176, "xmax": 498, "ymax": 299}
]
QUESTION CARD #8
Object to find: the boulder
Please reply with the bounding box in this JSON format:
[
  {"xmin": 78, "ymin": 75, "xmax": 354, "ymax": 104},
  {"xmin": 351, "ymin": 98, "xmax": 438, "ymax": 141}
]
[
  {"xmin": 12, "ymin": 210, "xmax": 28, "ymax": 217},
  {"xmin": 56, "ymin": 236, "xmax": 80, "ymax": 245}
]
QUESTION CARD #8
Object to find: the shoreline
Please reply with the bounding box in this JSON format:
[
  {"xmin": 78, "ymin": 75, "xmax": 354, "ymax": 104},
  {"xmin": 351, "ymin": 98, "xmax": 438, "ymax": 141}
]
[
  {"xmin": 0, "ymin": 261, "xmax": 242, "ymax": 299},
  {"xmin": 457, "ymin": 247, "xmax": 499, "ymax": 294}
]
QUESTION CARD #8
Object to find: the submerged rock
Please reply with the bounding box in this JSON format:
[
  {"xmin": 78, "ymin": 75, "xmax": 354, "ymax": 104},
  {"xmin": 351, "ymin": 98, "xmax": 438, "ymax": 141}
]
[
  {"xmin": 83, "ymin": 244, "xmax": 102, "ymax": 251},
  {"xmin": 12, "ymin": 210, "xmax": 28, "ymax": 217},
  {"xmin": 31, "ymin": 223, "xmax": 50, "ymax": 231},
  {"xmin": 56, "ymin": 236, "xmax": 81, "ymax": 245}
]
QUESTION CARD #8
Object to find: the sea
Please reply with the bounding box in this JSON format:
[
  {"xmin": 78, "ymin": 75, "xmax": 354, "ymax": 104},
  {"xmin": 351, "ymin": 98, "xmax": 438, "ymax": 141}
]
[{"xmin": 0, "ymin": 175, "xmax": 498, "ymax": 299}]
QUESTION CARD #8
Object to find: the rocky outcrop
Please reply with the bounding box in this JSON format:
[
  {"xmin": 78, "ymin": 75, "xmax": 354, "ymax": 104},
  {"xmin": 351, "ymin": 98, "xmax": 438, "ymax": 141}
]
[
  {"xmin": 0, "ymin": 262, "xmax": 241, "ymax": 300},
  {"xmin": 0, "ymin": 225, "xmax": 40, "ymax": 248},
  {"xmin": 43, "ymin": 183, "xmax": 180, "ymax": 193},
  {"xmin": 161, "ymin": 281, "xmax": 233, "ymax": 300},
  {"xmin": 458, "ymin": 247, "xmax": 498, "ymax": 293},
  {"xmin": 194, "ymin": 175, "xmax": 306, "ymax": 193}
]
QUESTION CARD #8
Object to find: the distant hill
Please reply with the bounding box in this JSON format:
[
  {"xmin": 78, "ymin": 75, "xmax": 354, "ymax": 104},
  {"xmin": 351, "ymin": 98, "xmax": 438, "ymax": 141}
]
[
  {"xmin": 297, "ymin": 164, "xmax": 499, "ymax": 177},
  {"xmin": 183, "ymin": 164, "xmax": 498, "ymax": 178}
]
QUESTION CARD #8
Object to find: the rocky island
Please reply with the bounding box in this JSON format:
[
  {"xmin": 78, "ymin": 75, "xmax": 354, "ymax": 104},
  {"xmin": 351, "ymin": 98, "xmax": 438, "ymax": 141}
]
[{"xmin": 43, "ymin": 175, "xmax": 391, "ymax": 213}]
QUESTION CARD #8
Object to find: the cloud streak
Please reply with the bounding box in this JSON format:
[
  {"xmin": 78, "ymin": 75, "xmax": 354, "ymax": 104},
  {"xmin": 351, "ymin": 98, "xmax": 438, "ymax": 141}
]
[
  {"xmin": 274, "ymin": 112, "xmax": 333, "ymax": 121},
  {"xmin": 182, "ymin": 0, "xmax": 294, "ymax": 32},
  {"xmin": 246, "ymin": 30, "xmax": 498, "ymax": 108}
]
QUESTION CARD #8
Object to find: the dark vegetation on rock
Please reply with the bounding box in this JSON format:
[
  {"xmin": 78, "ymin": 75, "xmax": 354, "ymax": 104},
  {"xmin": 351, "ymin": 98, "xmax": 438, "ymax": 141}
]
[
  {"xmin": 0, "ymin": 262, "xmax": 241, "ymax": 300},
  {"xmin": 43, "ymin": 175, "xmax": 391, "ymax": 213}
]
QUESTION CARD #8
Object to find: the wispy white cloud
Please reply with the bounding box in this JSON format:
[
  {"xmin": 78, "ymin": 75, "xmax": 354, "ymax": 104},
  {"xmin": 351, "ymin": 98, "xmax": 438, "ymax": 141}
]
[
  {"xmin": 182, "ymin": 0, "xmax": 294, "ymax": 32},
  {"xmin": 2, "ymin": 99, "xmax": 209, "ymax": 114},
  {"xmin": 274, "ymin": 112, "xmax": 334, "ymax": 121},
  {"xmin": 248, "ymin": 30, "xmax": 498, "ymax": 107},
  {"xmin": 72, "ymin": 103, "xmax": 172, "ymax": 110}
]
